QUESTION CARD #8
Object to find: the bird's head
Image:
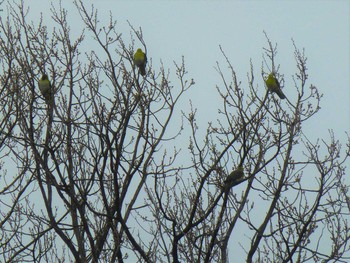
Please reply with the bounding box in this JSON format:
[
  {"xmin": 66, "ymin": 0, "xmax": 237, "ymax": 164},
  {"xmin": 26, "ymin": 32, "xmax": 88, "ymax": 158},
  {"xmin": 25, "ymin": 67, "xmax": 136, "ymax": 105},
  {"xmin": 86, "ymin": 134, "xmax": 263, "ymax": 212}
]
[
  {"xmin": 41, "ymin": 74, "xmax": 48, "ymax": 80},
  {"xmin": 268, "ymin": 73, "xmax": 275, "ymax": 79},
  {"xmin": 137, "ymin": 48, "xmax": 142, "ymax": 53},
  {"xmin": 237, "ymin": 165, "xmax": 244, "ymax": 172}
]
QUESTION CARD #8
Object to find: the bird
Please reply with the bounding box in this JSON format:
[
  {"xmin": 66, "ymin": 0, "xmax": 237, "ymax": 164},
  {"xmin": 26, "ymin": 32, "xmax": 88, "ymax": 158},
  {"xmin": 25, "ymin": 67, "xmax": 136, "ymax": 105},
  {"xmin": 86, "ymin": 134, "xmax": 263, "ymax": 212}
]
[
  {"xmin": 265, "ymin": 73, "xmax": 286, "ymax": 99},
  {"xmin": 224, "ymin": 166, "xmax": 244, "ymax": 188},
  {"xmin": 38, "ymin": 74, "xmax": 52, "ymax": 103},
  {"xmin": 133, "ymin": 48, "xmax": 147, "ymax": 76}
]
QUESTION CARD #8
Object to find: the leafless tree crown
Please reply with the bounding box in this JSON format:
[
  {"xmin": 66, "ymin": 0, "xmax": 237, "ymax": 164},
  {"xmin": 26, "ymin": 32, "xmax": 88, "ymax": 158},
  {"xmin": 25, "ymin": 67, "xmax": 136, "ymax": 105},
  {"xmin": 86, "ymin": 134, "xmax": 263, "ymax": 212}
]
[{"xmin": 0, "ymin": 2, "xmax": 349, "ymax": 263}]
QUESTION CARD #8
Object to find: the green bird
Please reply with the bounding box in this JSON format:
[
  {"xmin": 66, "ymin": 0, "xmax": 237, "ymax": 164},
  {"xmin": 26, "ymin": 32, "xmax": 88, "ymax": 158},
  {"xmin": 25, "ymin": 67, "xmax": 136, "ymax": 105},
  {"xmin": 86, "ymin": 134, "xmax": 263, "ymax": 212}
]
[
  {"xmin": 38, "ymin": 74, "xmax": 52, "ymax": 103},
  {"xmin": 224, "ymin": 166, "xmax": 244, "ymax": 188},
  {"xmin": 133, "ymin": 48, "xmax": 147, "ymax": 76},
  {"xmin": 265, "ymin": 73, "xmax": 286, "ymax": 99}
]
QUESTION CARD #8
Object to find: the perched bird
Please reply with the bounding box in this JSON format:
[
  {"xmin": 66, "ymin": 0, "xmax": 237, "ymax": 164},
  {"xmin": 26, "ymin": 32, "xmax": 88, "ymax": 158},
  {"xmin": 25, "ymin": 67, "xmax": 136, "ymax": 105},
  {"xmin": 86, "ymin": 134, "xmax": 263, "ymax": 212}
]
[
  {"xmin": 38, "ymin": 74, "xmax": 52, "ymax": 103},
  {"xmin": 133, "ymin": 48, "xmax": 147, "ymax": 76},
  {"xmin": 265, "ymin": 73, "xmax": 286, "ymax": 99},
  {"xmin": 224, "ymin": 166, "xmax": 244, "ymax": 188}
]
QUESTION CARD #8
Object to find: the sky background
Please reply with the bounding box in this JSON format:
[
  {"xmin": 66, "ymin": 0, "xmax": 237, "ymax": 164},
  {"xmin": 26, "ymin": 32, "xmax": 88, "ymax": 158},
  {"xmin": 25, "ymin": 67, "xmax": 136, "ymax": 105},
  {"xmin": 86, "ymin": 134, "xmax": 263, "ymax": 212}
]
[
  {"xmin": 11, "ymin": 0, "xmax": 350, "ymax": 261},
  {"xmin": 27, "ymin": 0, "xmax": 349, "ymax": 142}
]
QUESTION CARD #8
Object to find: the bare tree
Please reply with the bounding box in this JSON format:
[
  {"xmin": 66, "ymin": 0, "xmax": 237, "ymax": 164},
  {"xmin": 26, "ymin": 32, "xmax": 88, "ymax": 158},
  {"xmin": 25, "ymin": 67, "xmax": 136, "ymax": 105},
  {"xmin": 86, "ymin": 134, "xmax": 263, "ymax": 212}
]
[{"xmin": 0, "ymin": 1, "xmax": 349, "ymax": 263}]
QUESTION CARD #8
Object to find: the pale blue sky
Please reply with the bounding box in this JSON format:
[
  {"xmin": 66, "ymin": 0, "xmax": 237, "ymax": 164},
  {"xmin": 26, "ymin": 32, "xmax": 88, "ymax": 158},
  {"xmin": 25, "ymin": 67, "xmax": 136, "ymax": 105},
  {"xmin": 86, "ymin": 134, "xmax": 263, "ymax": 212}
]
[
  {"xmin": 27, "ymin": 1, "xmax": 350, "ymax": 139},
  {"xmin": 100, "ymin": 1, "xmax": 349, "ymax": 140},
  {"xmin": 12, "ymin": 0, "xmax": 350, "ymax": 261}
]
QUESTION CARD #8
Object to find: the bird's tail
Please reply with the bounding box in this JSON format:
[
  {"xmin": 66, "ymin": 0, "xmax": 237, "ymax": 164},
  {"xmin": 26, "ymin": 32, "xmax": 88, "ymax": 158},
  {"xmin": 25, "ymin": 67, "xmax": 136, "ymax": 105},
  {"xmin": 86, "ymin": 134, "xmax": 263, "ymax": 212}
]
[
  {"xmin": 139, "ymin": 66, "xmax": 146, "ymax": 76},
  {"xmin": 275, "ymin": 89, "xmax": 286, "ymax": 99}
]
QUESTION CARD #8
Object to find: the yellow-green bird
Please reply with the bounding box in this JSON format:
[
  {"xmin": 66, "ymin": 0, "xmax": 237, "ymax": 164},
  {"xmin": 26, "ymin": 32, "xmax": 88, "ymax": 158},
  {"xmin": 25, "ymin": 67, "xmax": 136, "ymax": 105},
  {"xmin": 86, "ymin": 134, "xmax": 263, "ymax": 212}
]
[
  {"xmin": 133, "ymin": 48, "xmax": 147, "ymax": 76},
  {"xmin": 224, "ymin": 166, "xmax": 244, "ymax": 188},
  {"xmin": 265, "ymin": 73, "xmax": 286, "ymax": 99},
  {"xmin": 38, "ymin": 74, "xmax": 52, "ymax": 102}
]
